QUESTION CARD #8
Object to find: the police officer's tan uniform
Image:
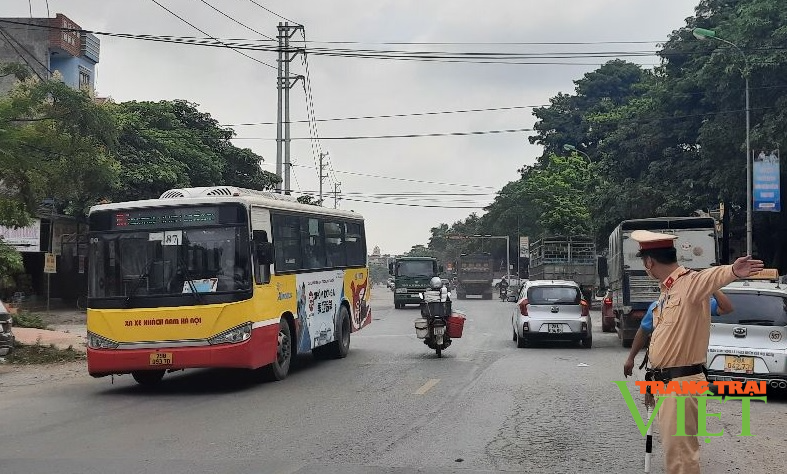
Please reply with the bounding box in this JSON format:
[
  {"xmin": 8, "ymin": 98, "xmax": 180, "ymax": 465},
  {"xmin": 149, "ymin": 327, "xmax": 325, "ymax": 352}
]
[{"xmin": 632, "ymin": 231, "xmax": 737, "ymax": 474}]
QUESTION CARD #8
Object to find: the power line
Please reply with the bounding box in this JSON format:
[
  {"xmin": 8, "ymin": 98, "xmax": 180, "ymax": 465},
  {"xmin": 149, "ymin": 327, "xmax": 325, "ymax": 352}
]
[
  {"xmin": 197, "ymin": 0, "xmax": 275, "ymax": 40},
  {"xmin": 287, "ymin": 163, "xmax": 497, "ymax": 189},
  {"xmin": 338, "ymin": 196, "xmax": 486, "ymax": 209},
  {"xmin": 0, "ymin": 25, "xmax": 49, "ymax": 80},
  {"xmin": 232, "ymin": 127, "xmax": 533, "ymax": 140},
  {"xmin": 148, "ymin": 0, "xmax": 276, "ymax": 69},
  {"xmin": 223, "ymin": 103, "xmax": 546, "ymax": 126},
  {"xmin": 245, "ymin": 0, "xmax": 301, "ymax": 26}
]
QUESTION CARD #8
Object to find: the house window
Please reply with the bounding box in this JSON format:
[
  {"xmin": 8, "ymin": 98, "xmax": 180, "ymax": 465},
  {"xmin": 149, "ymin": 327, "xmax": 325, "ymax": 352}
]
[{"xmin": 78, "ymin": 68, "xmax": 91, "ymax": 90}]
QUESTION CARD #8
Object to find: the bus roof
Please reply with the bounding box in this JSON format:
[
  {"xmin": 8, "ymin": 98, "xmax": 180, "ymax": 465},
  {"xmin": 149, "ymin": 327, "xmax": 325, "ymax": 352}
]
[{"xmin": 89, "ymin": 186, "xmax": 364, "ymax": 221}]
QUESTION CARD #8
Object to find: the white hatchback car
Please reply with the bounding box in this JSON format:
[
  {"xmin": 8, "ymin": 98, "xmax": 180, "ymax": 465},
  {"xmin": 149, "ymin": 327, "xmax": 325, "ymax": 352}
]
[
  {"xmin": 511, "ymin": 280, "xmax": 592, "ymax": 348},
  {"xmin": 706, "ymin": 275, "xmax": 787, "ymax": 392}
]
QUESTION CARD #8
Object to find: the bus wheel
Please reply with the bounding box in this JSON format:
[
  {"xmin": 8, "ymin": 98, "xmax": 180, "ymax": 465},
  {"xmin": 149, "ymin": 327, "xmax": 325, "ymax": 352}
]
[
  {"xmin": 265, "ymin": 319, "xmax": 292, "ymax": 381},
  {"xmin": 327, "ymin": 306, "xmax": 351, "ymax": 359},
  {"xmin": 132, "ymin": 370, "xmax": 165, "ymax": 386}
]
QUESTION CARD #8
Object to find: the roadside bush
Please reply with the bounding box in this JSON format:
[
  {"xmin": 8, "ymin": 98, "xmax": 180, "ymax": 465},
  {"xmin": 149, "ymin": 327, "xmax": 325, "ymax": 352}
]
[{"xmin": 12, "ymin": 312, "xmax": 48, "ymax": 329}]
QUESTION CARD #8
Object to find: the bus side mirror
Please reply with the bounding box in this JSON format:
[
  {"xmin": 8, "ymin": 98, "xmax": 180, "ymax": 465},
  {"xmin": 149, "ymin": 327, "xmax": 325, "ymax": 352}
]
[
  {"xmin": 439, "ymin": 265, "xmax": 444, "ymax": 273},
  {"xmin": 388, "ymin": 263, "xmax": 394, "ymax": 275},
  {"xmin": 256, "ymin": 242, "xmax": 274, "ymax": 266}
]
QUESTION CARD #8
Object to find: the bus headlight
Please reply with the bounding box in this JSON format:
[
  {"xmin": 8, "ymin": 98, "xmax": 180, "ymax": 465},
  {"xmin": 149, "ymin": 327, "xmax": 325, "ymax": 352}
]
[
  {"xmin": 87, "ymin": 332, "xmax": 119, "ymax": 349},
  {"xmin": 208, "ymin": 323, "xmax": 252, "ymax": 345}
]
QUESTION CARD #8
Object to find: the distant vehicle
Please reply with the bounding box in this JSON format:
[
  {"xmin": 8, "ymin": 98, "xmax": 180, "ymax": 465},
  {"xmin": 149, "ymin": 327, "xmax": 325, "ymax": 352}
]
[
  {"xmin": 706, "ymin": 270, "xmax": 787, "ymax": 392},
  {"xmin": 387, "ymin": 278, "xmax": 395, "ymax": 291},
  {"xmin": 607, "ymin": 216, "xmax": 718, "ymax": 347},
  {"xmin": 528, "ymin": 235, "xmax": 597, "ymax": 300},
  {"xmin": 440, "ymin": 278, "xmax": 452, "ymax": 292},
  {"xmin": 0, "ymin": 298, "xmax": 15, "ymax": 356},
  {"xmin": 389, "ymin": 256, "xmax": 442, "ymax": 309},
  {"xmin": 600, "ymin": 289, "xmax": 614, "ymax": 333},
  {"xmin": 511, "ymin": 280, "xmax": 592, "ymax": 349},
  {"xmin": 455, "ymin": 253, "xmax": 494, "ymax": 300}
]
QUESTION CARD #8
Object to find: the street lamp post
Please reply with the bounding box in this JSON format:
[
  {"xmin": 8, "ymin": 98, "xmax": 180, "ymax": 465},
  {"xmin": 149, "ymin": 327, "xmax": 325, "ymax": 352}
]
[
  {"xmin": 692, "ymin": 27, "xmax": 752, "ymax": 256},
  {"xmin": 562, "ymin": 144, "xmax": 591, "ymax": 163}
]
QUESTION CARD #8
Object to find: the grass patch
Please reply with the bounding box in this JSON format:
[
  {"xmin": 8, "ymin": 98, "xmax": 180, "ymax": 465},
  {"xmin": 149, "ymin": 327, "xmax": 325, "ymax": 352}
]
[
  {"xmin": 11, "ymin": 311, "xmax": 48, "ymax": 330},
  {"xmin": 5, "ymin": 341, "xmax": 85, "ymax": 365}
]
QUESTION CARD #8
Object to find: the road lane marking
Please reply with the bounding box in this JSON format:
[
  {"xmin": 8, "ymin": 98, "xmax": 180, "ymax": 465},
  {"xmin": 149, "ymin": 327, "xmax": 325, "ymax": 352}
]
[{"xmin": 414, "ymin": 378, "xmax": 440, "ymax": 395}]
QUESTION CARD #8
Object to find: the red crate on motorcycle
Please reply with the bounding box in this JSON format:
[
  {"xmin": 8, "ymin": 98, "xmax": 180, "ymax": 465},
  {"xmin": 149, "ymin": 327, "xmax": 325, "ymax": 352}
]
[{"xmin": 446, "ymin": 312, "xmax": 465, "ymax": 338}]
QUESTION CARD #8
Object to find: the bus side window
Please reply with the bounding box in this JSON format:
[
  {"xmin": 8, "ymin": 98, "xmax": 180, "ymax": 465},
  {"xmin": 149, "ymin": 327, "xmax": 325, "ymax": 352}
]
[{"xmin": 253, "ymin": 230, "xmax": 272, "ymax": 284}]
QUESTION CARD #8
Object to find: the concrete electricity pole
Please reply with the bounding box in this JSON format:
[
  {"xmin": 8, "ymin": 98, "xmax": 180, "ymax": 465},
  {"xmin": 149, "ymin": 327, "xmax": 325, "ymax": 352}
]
[
  {"xmin": 276, "ymin": 22, "xmax": 304, "ymax": 194},
  {"xmin": 333, "ymin": 182, "xmax": 341, "ymax": 209},
  {"xmin": 319, "ymin": 152, "xmax": 329, "ymax": 204}
]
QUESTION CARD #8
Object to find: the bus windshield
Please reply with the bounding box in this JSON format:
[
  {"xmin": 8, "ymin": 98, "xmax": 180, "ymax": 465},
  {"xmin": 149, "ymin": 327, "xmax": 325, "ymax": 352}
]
[{"xmin": 89, "ymin": 226, "xmax": 250, "ymax": 300}]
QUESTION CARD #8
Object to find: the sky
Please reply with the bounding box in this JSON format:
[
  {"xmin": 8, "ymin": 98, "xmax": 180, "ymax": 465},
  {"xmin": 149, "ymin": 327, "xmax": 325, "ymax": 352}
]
[{"xmin": 4, "ymin": 0, "xmax": 699, "ymax": 255}]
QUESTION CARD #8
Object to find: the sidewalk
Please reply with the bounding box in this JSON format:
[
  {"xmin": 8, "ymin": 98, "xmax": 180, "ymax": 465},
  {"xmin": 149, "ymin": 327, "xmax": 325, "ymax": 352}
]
[{"xmin": 11, "ymin": 304, "xmax": 88, "ymax": 352}]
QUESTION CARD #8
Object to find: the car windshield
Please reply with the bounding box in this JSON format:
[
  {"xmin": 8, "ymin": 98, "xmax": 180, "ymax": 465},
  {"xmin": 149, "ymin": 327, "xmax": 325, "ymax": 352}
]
[
  {"xmin": 712, "ymin": 292, "xmax": 787, "ymax": 326},
  {"xmin": 397, "ymin": 260, "xmax": 434, "ymax": 277},
  {"xmin": 89, "ymin": 226, "xmax": 250, "ymax": 299},
  {"xmin": 528, "ymin": 286, "xmax": 581, "ymax": 305}
]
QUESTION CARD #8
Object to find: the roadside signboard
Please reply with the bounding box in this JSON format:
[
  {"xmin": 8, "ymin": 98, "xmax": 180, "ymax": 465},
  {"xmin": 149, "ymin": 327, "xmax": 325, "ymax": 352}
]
[
  {"xmin": 44, "ymin": 253, "xmax": 57, "ymax": 274},
  {"xmin": 753, "ymin": 149, "xmax": 781, "ymax": 212}
]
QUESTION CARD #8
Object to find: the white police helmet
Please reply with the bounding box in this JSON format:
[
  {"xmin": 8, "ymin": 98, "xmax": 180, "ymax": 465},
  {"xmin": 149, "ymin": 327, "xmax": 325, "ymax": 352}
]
[{"xmin": 430, "ymin": 276, "xmax": 443, "ymax": 289}]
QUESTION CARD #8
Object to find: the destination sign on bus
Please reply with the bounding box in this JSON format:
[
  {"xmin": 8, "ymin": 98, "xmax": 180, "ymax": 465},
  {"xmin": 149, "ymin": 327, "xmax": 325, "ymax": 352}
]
[{"xmin": 112, "ymin": 207, "xmax": 219, "ymax": 230}]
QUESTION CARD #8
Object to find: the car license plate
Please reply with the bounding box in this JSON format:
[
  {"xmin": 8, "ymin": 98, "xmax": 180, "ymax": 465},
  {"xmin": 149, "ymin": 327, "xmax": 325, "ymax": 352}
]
[
  {"xmin": 724, "ymin": 356, "xmax": 754, "ymax": 374},
  {"xmin": 149, "ymin": 352, "xmax": 173, "ymax": 366},
  {"xmin": 548, "ymin": 324, "xmax": 563, "ymax": 334}
]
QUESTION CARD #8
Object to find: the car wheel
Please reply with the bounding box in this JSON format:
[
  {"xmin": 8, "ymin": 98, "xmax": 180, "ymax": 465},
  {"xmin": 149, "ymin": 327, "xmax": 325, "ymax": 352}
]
[
  {"xmin": 512, "ymin": 329, "xmax": 517, "ymax": 342},
  {"xmin": 516, "ymin": 333, "xmax": 528, "ymax": 348},
  {"xmin": 324, "ymin": 305, "xmax": 351, "ymax": 359},
  {"xmin": 263, "ymin": 319, "xmax": 292, "ymax": 381},
  {"xmin": 581, "ymin": 336, "xmax": 593, "ymax": 349}
]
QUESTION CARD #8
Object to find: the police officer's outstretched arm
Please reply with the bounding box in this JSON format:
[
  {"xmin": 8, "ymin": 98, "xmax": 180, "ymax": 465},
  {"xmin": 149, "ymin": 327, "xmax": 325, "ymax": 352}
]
[{"xmin": 689, "ymin": 256, "xmax": 765, "ymax": 301}]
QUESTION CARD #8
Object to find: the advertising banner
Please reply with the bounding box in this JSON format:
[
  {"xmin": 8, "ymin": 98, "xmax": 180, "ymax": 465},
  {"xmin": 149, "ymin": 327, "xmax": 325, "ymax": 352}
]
[
  {"xmin": 519, "ymin": 236, "xmax": 530, "ymax": 258},
  {"xmin": 0, "ymin": 219, "xmax": 41, "ymax": 252},
  {"xmin": 753, "ymin": 149, "xmax": 781, "ymax": 212}
]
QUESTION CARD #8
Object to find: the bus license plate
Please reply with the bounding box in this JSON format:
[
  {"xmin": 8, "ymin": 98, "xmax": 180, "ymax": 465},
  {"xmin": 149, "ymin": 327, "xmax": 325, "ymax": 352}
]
[
  {"xmin": 724, "ymin": 356, "xmax": 754, "ymax": 373},
  {"xmin": 150, "ymin": 352, "xmax": 173, "ymax": 366},
  {"xmin": 548, "ymin": 324, "xmax": 563, "ymax": 334}
]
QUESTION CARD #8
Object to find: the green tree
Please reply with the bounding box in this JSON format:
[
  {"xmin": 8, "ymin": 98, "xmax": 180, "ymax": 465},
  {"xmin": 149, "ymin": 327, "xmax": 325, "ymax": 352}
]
[
  {"xmin": 107, "ymin": 100, "xmax": 279, "ymax": 202},
  {"xmin": 0, "ymin": 240, "xmax": 23, "ymax": 293},
  {"xmin": 0, "ymin": 72, "xmax": 119, "ymax": 226}
]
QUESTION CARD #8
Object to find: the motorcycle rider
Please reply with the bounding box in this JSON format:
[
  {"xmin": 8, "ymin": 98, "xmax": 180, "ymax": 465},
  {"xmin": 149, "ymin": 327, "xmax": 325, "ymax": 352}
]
[{"xmin": 498, "ymin": 275, "xmax": 509, "ymax": 300}]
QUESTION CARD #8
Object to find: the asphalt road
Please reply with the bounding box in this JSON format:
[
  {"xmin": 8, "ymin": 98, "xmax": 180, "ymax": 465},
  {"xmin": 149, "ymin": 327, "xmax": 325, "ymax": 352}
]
[{"xmin": 1, "ymin": 285, "xmax": 785, "ymax": 474}]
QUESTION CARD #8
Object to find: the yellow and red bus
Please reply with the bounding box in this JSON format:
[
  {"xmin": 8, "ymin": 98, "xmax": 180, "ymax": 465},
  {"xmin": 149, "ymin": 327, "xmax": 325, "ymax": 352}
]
[{"xmin": 86, "ymin": 186, "xmax": 371, "ymax": 385}]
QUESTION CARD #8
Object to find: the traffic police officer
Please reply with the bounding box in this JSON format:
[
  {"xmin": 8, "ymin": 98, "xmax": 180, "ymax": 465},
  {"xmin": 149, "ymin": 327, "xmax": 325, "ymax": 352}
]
[{"xmin": 623, "ymin": 230, "xmax": 763, "ymax": 474}]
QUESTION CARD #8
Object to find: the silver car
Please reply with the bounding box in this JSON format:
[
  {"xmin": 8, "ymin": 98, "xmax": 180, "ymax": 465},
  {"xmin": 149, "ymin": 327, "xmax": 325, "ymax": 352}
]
[
  {"xmin": 511, "ymin": 280, "xmax": 592, "ymax": 348},
  {"xmin": 706, "ymin": 277, "xmax": 787, "ymax": 392}
]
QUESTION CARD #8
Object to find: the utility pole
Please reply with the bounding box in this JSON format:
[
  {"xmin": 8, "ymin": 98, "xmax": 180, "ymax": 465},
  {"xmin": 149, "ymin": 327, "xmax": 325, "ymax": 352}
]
[
  {"xmin": 319, "ymin": 151, "xmax": 329, "ymax": 204},
  {"xmin": 276, "ymin": 22, "xmax": 304, "ymax": 194},
  {"xmin": 333, "ymin": 182, "xmax": 341, "ymax": 209}
]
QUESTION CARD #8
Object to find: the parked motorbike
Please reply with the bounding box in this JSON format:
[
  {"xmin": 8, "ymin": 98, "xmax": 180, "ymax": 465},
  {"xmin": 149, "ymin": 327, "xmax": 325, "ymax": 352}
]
[{"xmin": 414, "ymin": 277, "xmax": 465, "ymax": 357}]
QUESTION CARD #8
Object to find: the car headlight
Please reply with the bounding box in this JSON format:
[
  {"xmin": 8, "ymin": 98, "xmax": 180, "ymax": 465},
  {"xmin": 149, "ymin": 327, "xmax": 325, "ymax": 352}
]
[
  {"xmin": 208, "ymin": 323, "xmax": 252, "ymax": 345},
  {"xmin": 395, "ymin": 288, "xmax": 408, "ymax": 294},
  {"xmin": 87, "ymin": 332, "xmax": 119, "ymax": 349}
]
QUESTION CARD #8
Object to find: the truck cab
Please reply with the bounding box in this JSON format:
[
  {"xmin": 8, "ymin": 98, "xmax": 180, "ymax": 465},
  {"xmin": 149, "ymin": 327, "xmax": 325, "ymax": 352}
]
[{"xmin": 389, "ymin": 257, "xmax": 442, "ymax": 309}]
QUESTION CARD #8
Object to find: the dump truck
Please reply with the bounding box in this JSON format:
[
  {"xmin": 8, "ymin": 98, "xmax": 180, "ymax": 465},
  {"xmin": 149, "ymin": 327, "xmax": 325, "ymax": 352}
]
[
  {"xmin": 606, "ymin": 217, "xmax": 718, "ymax": 347},
  {"xmin": 528, "ymin": 235, "xmax": 598, "ymax": 300},
  {"xmin": 389, "ymin": 256, "xmax": 442, "ymax": 309},
  {"xmin": 455, "ymin": 253, "xmax": 494, "ymax": 300}
]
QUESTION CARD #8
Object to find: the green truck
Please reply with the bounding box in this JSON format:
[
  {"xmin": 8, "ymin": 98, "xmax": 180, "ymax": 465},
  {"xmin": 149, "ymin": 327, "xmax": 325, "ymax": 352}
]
[{"xmin": 389, "ymin": 256, "xmax": 442, "ymax": 309}]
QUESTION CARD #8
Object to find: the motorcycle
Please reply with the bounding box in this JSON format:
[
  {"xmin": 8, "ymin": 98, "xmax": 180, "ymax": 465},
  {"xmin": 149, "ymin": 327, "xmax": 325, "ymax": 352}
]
[
  {"xmin": 414, "ymin": 277, "xmax": 464, "ymax": 357},
  {"xmin": 499, "ymin": 285, "xmax": 508, "ymax": 301}
]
